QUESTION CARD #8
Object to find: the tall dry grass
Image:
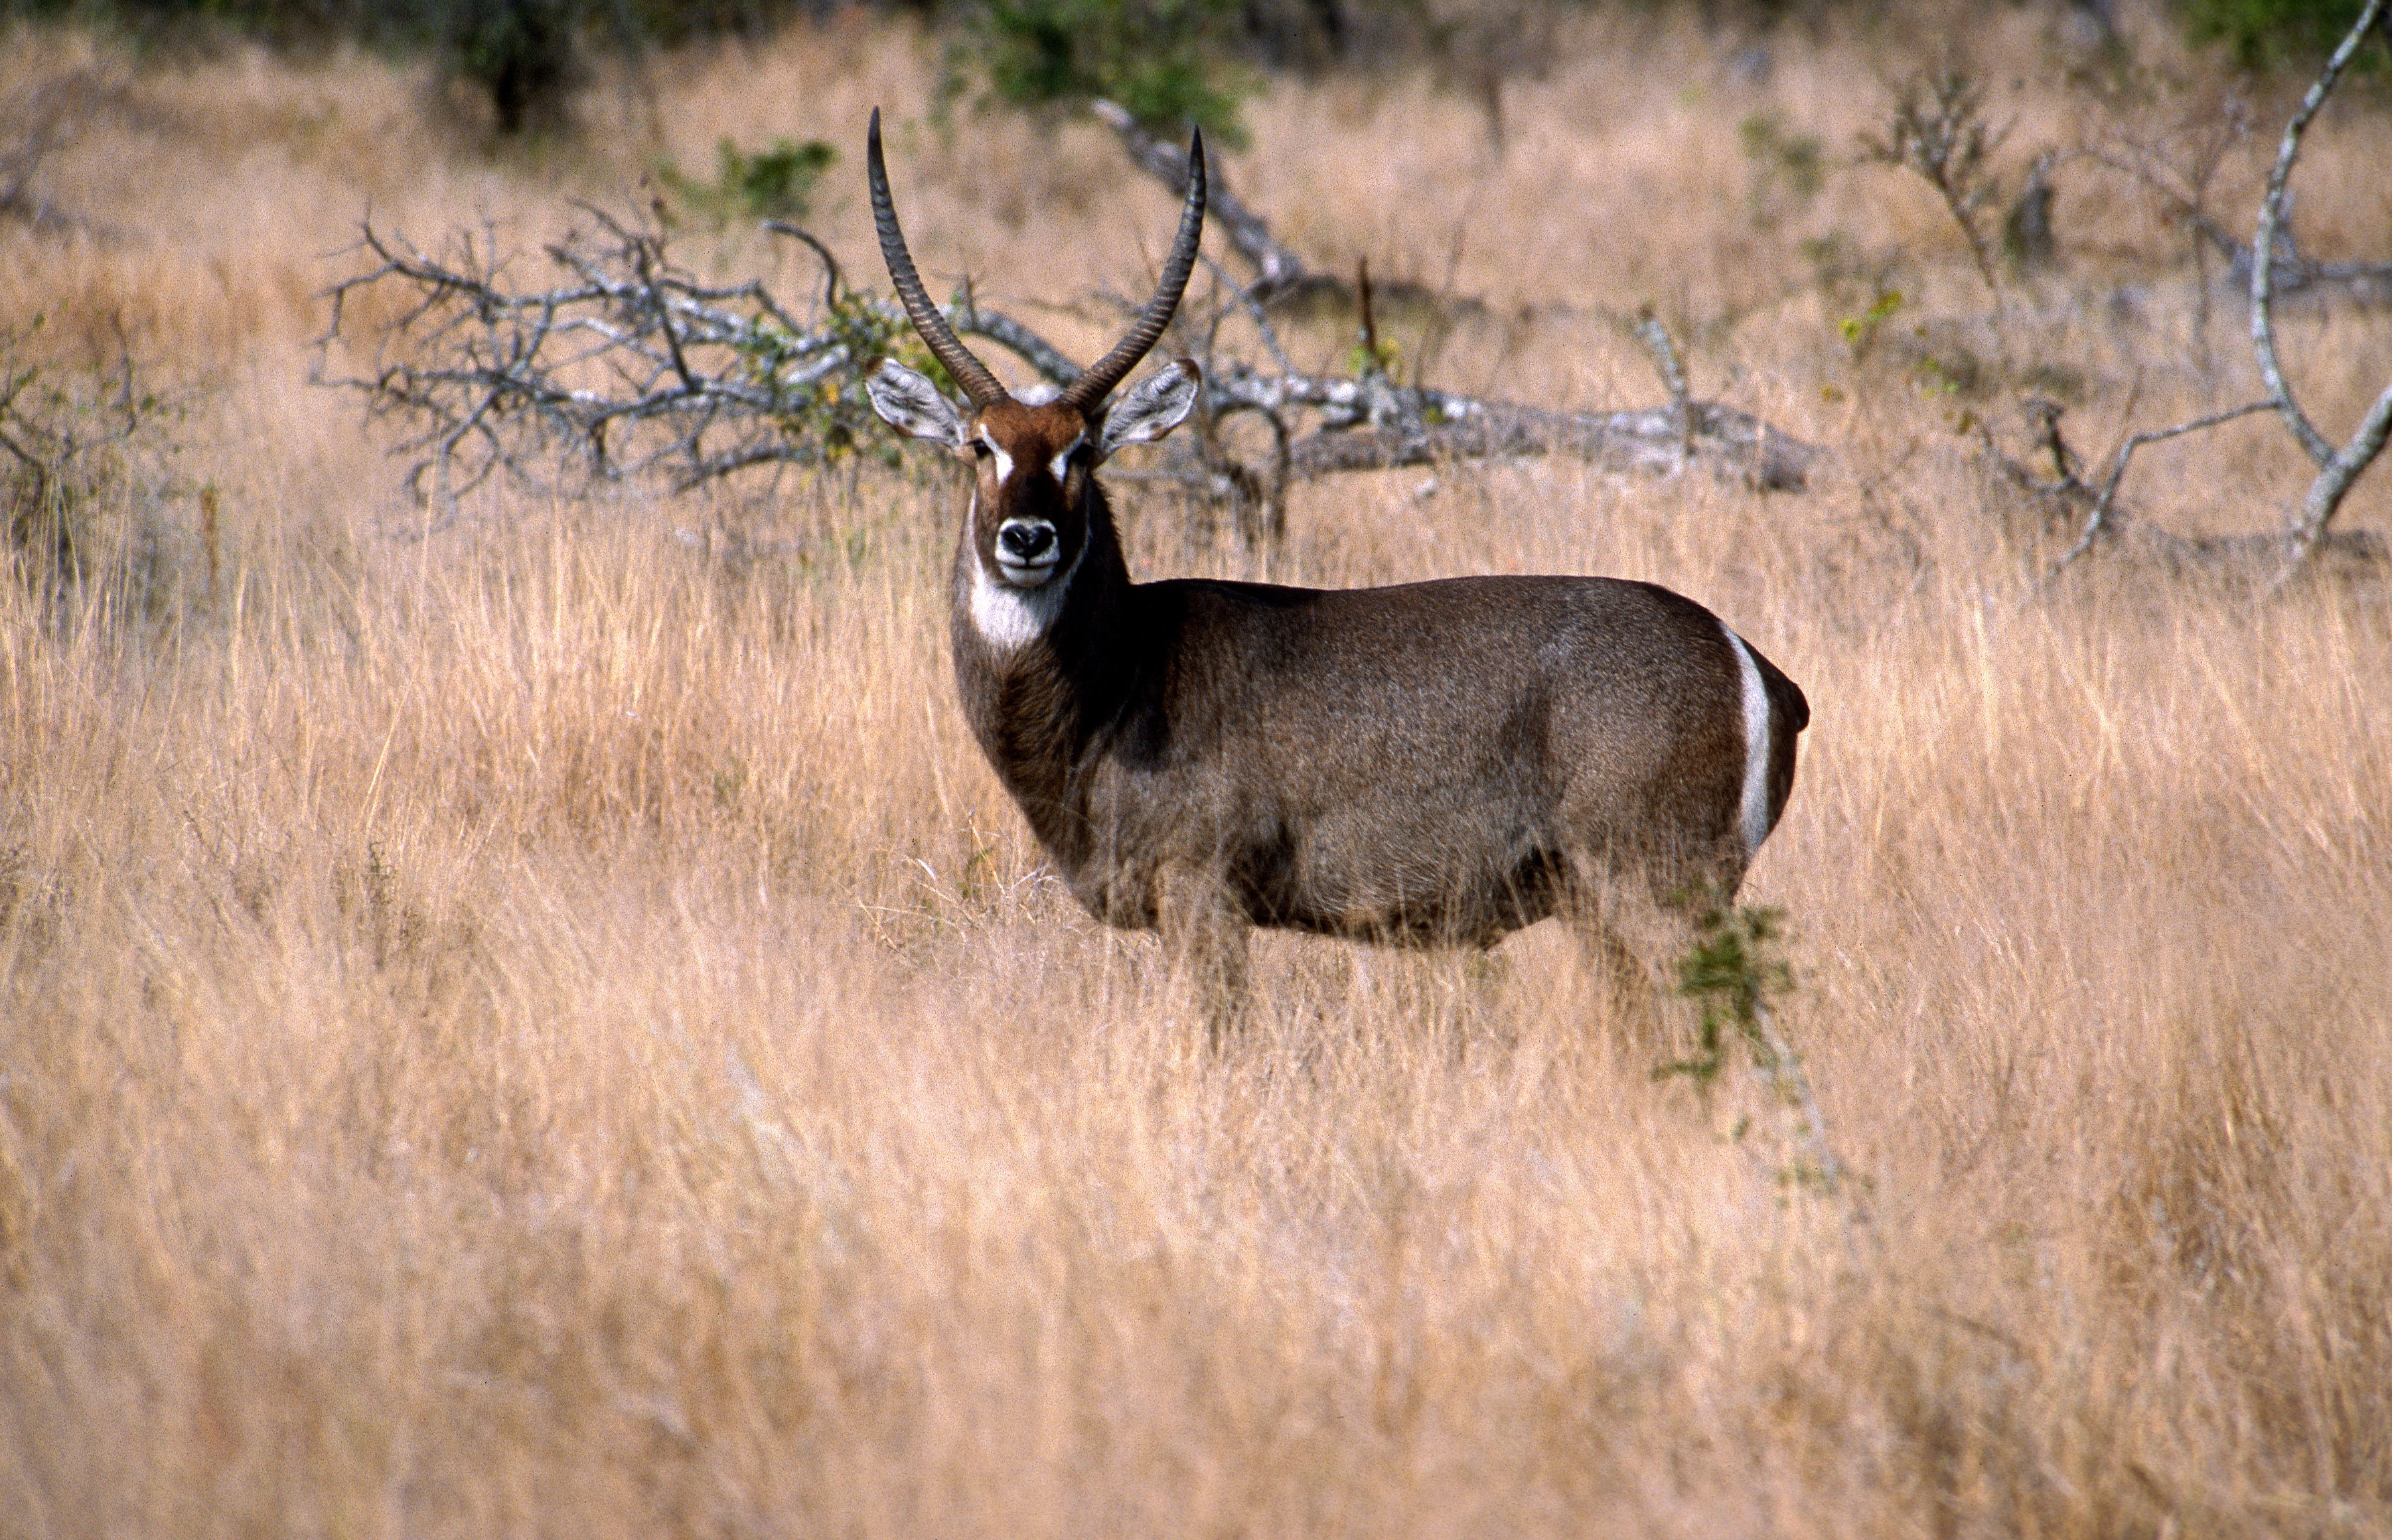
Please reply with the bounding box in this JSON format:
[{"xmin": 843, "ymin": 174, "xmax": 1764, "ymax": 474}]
[{"xmin": 3, "ymin": 3, "xmax": 2389, "ymax": 1535}]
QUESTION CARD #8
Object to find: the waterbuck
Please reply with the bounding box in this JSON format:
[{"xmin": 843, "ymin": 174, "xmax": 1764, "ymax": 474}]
[{"xmin": 861, "ymin": 110, "xmax": 1808, "ymax": 1030}]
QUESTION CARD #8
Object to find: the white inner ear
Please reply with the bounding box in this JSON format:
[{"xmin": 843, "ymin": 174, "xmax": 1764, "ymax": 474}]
[
  {"xmin": 1096, "ymin": 360, "xmax": 1200, "ymax": 460},
  {"xmin": 867, "ymin": 360, "xmax": 967, "ymax": 448}
]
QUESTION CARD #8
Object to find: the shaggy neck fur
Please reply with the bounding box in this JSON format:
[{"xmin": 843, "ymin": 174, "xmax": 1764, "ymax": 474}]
[{"xmin": 948, "ymin": 476, "xmax": 1138, "ymax": 865}]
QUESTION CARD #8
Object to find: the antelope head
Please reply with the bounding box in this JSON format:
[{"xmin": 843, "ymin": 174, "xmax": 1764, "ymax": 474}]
[{"xmin": 863, "ymin": 109, "xmax": 1206, "ymax": 602}]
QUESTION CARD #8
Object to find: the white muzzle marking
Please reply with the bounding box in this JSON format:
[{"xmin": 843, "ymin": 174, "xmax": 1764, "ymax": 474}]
[
  {"xmin": 969, "ymin": 492, "xmax": 1082, "ymax": 652},
  {"xmin": 994, "ymin": 518, "xmax": 1061, "ymax": 587}
]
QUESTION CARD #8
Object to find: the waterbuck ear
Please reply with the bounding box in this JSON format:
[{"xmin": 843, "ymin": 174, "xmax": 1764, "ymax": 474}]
[
  {"xmin": 1095, "ymin": 360, "xmax": 1201, "ymax": 461},
  {"xmin": 866, "ymin": 358, "xmax": 968, "ymax": 448}
]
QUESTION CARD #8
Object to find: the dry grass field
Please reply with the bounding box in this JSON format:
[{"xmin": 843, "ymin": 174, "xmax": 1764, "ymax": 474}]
[{"xmin": 3, "ymin": 3, "xmax": 2389, "ymax": 1534}]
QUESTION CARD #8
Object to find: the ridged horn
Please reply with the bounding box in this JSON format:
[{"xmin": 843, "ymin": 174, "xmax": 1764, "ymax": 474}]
[
  {"xmin": 1061, "ymin": 126, "xmax": 1207, "ymax": 413},
  {"xmin": 867, "ymin": 107, "xmax": 1009, "ymax": 409}
]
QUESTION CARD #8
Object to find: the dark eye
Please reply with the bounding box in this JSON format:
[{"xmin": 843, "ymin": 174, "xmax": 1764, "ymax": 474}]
[{"xmin": 968, "ymin": 441, "xmax": 994, "ymax": 459}]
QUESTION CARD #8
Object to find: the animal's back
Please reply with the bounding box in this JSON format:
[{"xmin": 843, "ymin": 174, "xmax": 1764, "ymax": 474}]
[{"xmin": 1074, "ymin": 573, "xmax": 1795, "ymax": 942}]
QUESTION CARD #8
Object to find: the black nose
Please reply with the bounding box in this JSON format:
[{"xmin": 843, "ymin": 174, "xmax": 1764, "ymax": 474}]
[{"xmin": 1000, "ymin": 523, "xmax": 1056, "ymax": 562}]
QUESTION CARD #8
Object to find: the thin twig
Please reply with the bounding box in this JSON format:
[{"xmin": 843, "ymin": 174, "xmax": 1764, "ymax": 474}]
[
  {"xmin": 1197, "ymin": 253, "xmax": 1297, "ymax": 376},
  {"xmin": 1750, "ymin": 998, "xmax": 1850, "ymax": 1198},
  {"xmin": 2046, "ymin": 399, "xmax": 2279, "ymax": 579},
  {"xmin": 763, "ymin": 220, "xmax": 842, "ymax": 309}
]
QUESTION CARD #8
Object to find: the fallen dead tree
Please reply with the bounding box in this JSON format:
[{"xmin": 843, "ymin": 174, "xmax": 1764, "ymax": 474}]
[{"xmin": 321, "ymin": 109, "xmax": 1816, "ymax": 541}]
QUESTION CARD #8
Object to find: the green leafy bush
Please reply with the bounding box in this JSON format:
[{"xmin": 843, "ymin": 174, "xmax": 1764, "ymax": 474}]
[
  {"xmin": 451, "ymin": 0, "xmax": 582, "ymax": 136},
  {"xmin": 2182, "ymin": 0, "xmax": 2385, "ymax": 70},
  {"xmin": 662, "ymin": 137, "xmax": 838, "ymax": 226},
  {"xmin": 949, "ymin": 0, "xmax": 1256, "ymax": 145}
]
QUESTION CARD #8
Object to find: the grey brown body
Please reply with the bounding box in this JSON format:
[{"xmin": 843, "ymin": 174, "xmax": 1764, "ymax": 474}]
[
  {"xmin": 956, "ymin": 557, "xmax": 1804, "ymax": 947},
  {"xmin": 861, "ymin": 109, "xmax": 1808, "ymax": 1022}
]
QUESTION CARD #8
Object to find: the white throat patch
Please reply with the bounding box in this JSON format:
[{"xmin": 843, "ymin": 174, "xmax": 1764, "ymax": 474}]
[{"xmin": 967, "ymin": 489, "xmax": 1084, "ymax": 652}]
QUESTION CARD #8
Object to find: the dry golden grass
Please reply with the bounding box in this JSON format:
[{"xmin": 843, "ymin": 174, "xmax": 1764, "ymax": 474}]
[{"xmin": 3, "ymin": 3, "xmax": 2389, "ymax": 1535}]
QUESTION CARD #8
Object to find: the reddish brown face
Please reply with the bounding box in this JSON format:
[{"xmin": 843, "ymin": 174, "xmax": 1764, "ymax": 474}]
[
  {"xmin": 864, "ymin": 102, "xmax": 1205, "ymax": 605},
  {"xmin": 965, "ymin": 399, "xmax": 1095, "ymax": 590}
]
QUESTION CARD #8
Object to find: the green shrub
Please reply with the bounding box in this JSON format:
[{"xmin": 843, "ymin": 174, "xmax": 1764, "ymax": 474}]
[
  {"xmin": 661, "ymin": 137, "xmax": 838, "ymax": 226},
  {"xmin": 451, "ymin": 0, "xmax": 582, "ymax": 136},
  {"xmin": 718, "ymin": 137, "xmax": 836, "ymax": 221},
  {"xmin": 2182, "ymin": 0, "xmax": 2385, "ymax": 70},
  {"xmin": 949, "ymin": 0, "xmax": 1256, "ymax": 145}
]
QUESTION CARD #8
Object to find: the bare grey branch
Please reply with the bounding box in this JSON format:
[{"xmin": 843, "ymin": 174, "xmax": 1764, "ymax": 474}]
[
  {"xmin": 321, "ymin": 122, "xmax": 1819, "ymax": 534},
  {"xmin": 2046, "ymin": 399, "xmax": 2279, "ymax": 580},
  {"xmin": 2251, "ymin": 0, "xmax": 2386, "ymax": 470},
  {"xmin": 1091, "ymin": 99, "xmax": 1306, "ymax": 297}
]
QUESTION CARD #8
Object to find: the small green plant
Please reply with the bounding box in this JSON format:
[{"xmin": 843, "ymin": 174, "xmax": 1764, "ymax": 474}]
[
  {"xmin": 946, "ymin": 0, "xmax": 1256, "ymax": 145},
  {"xmin": 1657, "ymin": 905, "xmax": 1795, "ymax": 1089},
  {"xmin": 1913, "ymin": 350, "xmax": 1977, "ymax": 398},
  {"xmin": 731, "ymin": 279, "xmax": 931, "ymax": 468},
  {"xmin": 1658, "ymin": 904, "xmax": 1848, "ymax": 1196},
  {"xmin": 662, "ymin": 137, "xmax": 837, "ymax": 226},
  {"xmin": 1347, "ymin": 257, "xmax": 1400, "ymax": 381},
  {"xmin": 2184, "ymin": 0, "xmax": 2386, "ymax": 70},
  {"xmin": 1838, "ymin": 289, "xmax": 1904, "ymax": 359},
  {"xmin": 1345, "ymin": 337, "xmax": 1400, "ymax": 380}
]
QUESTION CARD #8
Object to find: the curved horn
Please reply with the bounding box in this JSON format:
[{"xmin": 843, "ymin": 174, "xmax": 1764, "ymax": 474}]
[
  {"xmin": 867, "ymin": 108, "xmax": 1009, "ymax": 409},
  {"xmin": 1061, "ymin": 126, "xmax": 1207, "ymax": 412}
]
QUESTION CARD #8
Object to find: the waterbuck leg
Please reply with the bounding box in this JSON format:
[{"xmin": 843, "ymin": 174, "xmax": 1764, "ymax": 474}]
[
  {"xmin": 1564, "ymin": 881, "xmax": 1705, "ymax": 1051},
  {"xmin": 1156, "ymin": 862, "xmax": 1252, "ymax": 1047},
  {"xmin": 1570, "ymin": 920, "xmax": 1669, "ymax": 1043}
]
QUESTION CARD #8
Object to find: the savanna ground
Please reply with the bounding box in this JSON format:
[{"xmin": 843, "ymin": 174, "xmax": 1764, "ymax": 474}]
[{"xmin": 3, "ymin": 2, "xmax": 2389, "ymax": 1534}]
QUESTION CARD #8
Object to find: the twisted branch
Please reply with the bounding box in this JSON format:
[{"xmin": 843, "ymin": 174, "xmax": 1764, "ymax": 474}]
[{"xmin": 322, "ymin": 114, "xmax": 1821, "ymax": 534}]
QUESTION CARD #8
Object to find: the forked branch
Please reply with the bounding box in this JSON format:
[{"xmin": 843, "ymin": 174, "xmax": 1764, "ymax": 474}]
[
  {"xmin": 2047, "ymin": 399, "xmax": 2280, "ymax": 573},
  {"xmin": 2046, "ymin": 0, "xmax": 2392, "ymax": 590},
  {"xmin": 321, "ymin": 214, "xmax": 924, "ymax": 509}
]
